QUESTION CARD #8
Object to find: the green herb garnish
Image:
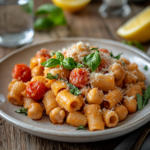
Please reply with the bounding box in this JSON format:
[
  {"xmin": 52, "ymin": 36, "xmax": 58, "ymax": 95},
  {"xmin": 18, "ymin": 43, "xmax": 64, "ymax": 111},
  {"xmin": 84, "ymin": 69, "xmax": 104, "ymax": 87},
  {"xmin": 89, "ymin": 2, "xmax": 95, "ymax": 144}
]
[
  {"xmin": 83, "ymin": 50, "xmax": 101, "ymax": 72},
  {"xmin": 15, "ymin": 108, "xmax": 28, "ymax": 116},
  {"xmin": 136, "ymin": 85, "xmax": 150, "ymax": 110},
  {"xmin": 46, "ymin": 73, "xmax": 59, "ymax": 80},
  {"xmin": 41, "ymin": 58, "xmax": 60, "ymax": 68},
  {"xmin": 90, "ymin": 47, "xmax": 99, "ymax": 51},
  {"xmin": 144, "ymin": 65, "xmax": 148, "ymax": 71},
  {"xmin": 55, "ymin": 51, "xmax": 64, "ymax": 61},
  {"xmin": 41, "ymin": 56, "xmax": 82, "ymax": 70},
  {"xmin": 60, "ymin": 79, "xmax": 81, "ymax": 96},
  {"xmin": 50, "ymin": 51, "xmax": 56, "ymax": 57},
  {"xmin": 122, "ymin": 41, "xmax": 145, "ymax": 51},
  {"xmin": 110, "ymin": 52, "xmax": 123, "ymax": 60},
  {"xmin": 34, "ymin": 4, "xmax": 66, "ymax": 30},
  {"xmin": 76, "ymin": 125, "xmax": 86, "ymax": 130}
]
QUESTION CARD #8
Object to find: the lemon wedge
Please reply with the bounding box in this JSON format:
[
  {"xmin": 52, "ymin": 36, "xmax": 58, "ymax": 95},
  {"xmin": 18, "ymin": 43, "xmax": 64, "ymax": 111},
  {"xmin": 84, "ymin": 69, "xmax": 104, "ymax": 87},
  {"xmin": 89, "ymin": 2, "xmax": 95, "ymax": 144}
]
[
  {"xmin": 117, "ymin": 6, "xmax": 150, "ymax": 43},
  {"xmin": 52, "ymin": 0, "xmax": 91, "ymax": 13}
]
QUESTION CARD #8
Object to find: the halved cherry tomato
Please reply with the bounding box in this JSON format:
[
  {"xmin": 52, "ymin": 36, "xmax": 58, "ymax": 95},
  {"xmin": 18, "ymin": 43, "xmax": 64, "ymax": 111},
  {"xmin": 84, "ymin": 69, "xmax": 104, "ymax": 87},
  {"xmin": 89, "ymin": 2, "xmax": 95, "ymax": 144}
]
[
  {"xmin": 98, "ymin": 58, "xmax": 110, "ymax": 71},
  {"xmin": 35, "ymin": 49, "xmax": 50, "ymax": 60},
  {"xmin": 99, "ymin": 49, "xmax": 110, "ymax": 55},
  {"xmin": 26, "ymin": 81, "xmax": 47, "ymax": 101},
  {"xmin": 69, "ymin": 68, "xmax": 89, "ymax": 88},
  {"xmin": 12, "ymin": 64, "xmax": 31, "ymax": 82}
]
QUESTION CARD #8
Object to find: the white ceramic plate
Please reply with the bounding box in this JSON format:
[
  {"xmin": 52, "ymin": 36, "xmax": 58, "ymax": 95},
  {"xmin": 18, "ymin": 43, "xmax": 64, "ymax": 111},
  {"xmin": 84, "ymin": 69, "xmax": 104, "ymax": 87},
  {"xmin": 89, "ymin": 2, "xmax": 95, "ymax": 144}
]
[{"xmin": 0, "ymin": 38, "xmax": 150, "ymax": 142}]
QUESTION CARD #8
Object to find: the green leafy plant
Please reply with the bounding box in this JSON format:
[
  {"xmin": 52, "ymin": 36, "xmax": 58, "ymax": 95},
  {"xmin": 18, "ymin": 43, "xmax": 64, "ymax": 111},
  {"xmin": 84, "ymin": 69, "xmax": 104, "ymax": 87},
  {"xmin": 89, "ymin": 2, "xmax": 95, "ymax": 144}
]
[
  {"xmin": 144, "ymin": 65, "xmax": 148, "ymax": 71},
  {"xmin": 15, "ymin": 108, "xmax": 28, "ymax": 116},
  {"xmin": 122, "ymin": 41, "xmax": 145, "ymax": 51},
  {"xmin": 46, "ymin": 73, "xmax": 59, "ymax": 80},
  {"xmin": 41, "ymin": 56, "xmax": 82, "ymax": 70},
  {"xmin": 76, "ymin": 125, "xmax": 86, "ymax": 130},
  {"xmin": 136, "ymin": 85, "xmax": 150, "ymax": 110},
  {"xmin": 34, "ymin": 4, "xmax": 66, "ymax": 30},
  {"xmin": 60, "ymin": 79, "xmax": 81, "ymax": 96},
  {"xmin": 110, "ymin": 52, "xmax": 123, "ymax": 60},
  {"xmin": 83, "ymin": 50, "xmax": 101, "ymax": 72}
]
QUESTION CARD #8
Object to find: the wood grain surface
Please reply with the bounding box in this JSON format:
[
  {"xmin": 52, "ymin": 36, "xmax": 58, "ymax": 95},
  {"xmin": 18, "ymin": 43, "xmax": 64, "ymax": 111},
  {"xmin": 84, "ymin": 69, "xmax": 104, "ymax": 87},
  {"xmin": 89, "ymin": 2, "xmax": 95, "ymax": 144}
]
[{"xmin": 0, "ymin": 1, "xmax": 150, "ymax": 150}]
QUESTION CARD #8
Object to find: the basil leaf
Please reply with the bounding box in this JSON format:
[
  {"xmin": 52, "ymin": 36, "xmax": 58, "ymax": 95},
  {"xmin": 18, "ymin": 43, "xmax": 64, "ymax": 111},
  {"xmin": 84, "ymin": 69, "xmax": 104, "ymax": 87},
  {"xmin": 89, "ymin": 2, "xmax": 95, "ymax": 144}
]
[
  {"xmin": 110, "ymin": 52, "xmax": 123, "ymax": 60},
  {"xmin": 75, "ymin": 62, "xmax": 83, "ymax": 68},
  {"xmin": 90, "ymin": 48, "xmax": 99, "ymax": 51},
  {"xmin": 83, "ymin": 51, "xmax": 101, "ymax": 72},
  {"xmin": 50, "ymin": 51, "xmax": 56, "ymax": 56},
  {"xmin": 76, "ymin": 125, "xmax": 86, "ymax": 130},
  {"xmin": 60, "ymin": 79, "xmax": 81, "ymax": 96},
  {"xmin": 55, "ymin": 52, "xmax": 64, "ymax": 61},
  {"xmin": 68, "ymin": 83, "xmax": 81, "ymax": 96},
  {"xmin": 62, "ymin": 57, "xmax": 76, "ymax": 70},
  {"xmin": 136, "ymin": 94, "xmax": 143, "ymax": 110},
  {"xmin": 122, "ymin": 41, "xmax": 145, "ymax": 51},
  {"xmin": 41, "ymin": 58, "xmax": 60, "ymax": 67},
  {"xmin": 144, "ymin": 65, "xmax": 148, "ymax": 71},
  {"xmin": 132, "ymin": 41, "xmax": 144, "ymax": 51},
  {"xmin": 143, "ymin": 85, "xmax": 150, "ymax": 102},
  {"xmin": 34, "ymin": 17, "xmax": 54, "ymax": 30},
  {"xmin": 46, "ymin": 73, "xmax": 59, "ymax": 80},
  {"xmin": 15, "ymin": 108, "xmax": 28, "ymax": 116},
  {"xmin": 35, "ymin": 4, "xmax": 60, "ymax": 15},
  {"xmin": 35, "ymin": 4, "xmax": 66, "ymax": 30}
]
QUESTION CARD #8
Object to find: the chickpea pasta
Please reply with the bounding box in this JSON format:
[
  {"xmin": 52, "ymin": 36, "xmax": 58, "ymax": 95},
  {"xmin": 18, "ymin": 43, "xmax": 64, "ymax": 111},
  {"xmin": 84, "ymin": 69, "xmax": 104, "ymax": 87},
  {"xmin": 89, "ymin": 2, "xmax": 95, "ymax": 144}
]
[{"xmin": 7, "ymin": 41, "xmax": 149, "ymax": 131}]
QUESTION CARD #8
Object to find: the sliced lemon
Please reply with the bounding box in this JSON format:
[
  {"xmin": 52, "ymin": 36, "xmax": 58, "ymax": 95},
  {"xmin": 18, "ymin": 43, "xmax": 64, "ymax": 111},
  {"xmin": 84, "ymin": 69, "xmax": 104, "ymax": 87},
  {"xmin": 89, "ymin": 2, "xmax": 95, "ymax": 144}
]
[
  {"xmin": 52, "ymin": 0, "xmax": 91, "ymax": 13},
  {"xmin": 117, "ymin": 6, "xmax": 150, "ymax": 43}
]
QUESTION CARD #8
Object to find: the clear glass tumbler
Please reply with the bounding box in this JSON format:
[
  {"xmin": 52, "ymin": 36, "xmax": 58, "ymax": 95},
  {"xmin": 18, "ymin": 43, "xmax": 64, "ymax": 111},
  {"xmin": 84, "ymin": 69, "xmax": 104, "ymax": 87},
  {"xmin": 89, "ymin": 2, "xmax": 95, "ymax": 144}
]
[
  {"xmin": 0, "ymin": 0, "xmax": 34, "ymax": 47},
  {"xmin": 99, "ymin": 0, "xmax": 131, "ymax": 18}
]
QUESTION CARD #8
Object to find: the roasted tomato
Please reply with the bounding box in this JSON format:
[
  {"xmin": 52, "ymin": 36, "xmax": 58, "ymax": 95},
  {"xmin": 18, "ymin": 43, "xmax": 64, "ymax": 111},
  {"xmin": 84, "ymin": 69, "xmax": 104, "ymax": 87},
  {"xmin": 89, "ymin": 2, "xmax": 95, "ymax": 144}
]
[
  {"xmin": 69, "ymin": 68, "xmax": 89, "ymax": 88},
  {"xmin": 26, "ymin": 81, "xmax": 47, "ymax": 101},
  {"xmin": 35, "ymin": 49, "xmax": 50, "ymax": 60},
  {"xmin": 12, "ymin": 64, "xmax": 31, "ymax": 82},
  {"xmin": 98, "ymin": 58, "xmax": 110, "ymax": 71},
  {"xmin": 98, "ymin": 48, "xmax": 110, "ymax": 55}
]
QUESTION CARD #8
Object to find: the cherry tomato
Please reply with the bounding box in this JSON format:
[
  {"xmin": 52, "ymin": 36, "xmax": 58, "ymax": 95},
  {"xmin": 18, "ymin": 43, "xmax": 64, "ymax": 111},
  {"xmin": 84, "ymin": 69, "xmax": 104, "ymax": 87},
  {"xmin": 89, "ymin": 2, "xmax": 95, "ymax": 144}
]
[
  {"xmin": 69, "ymin": 68, "xmax": 89, "ymax": 88},
  {"xmin": 35, "ymin": 49, "xmax": 50, "ymax": 60},
  {"xmin": 98, "ymin": 49, "xmax": 110, "ymax": 55},
  {"xmin": 26, "ymin": 81, "xmax": 47, "ymax": 101},
  {"xmin": 98, "ymin": 58, "xmax": 110, "ymax": 71},
  {"xmin": 12, "ymin": 64, "xmax": 31, "ymax": 82}
]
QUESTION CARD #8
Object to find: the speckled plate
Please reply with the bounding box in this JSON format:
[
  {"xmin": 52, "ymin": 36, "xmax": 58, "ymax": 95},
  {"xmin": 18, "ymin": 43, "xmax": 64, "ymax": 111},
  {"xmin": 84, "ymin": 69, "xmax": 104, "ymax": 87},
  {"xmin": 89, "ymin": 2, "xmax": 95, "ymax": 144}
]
[{"xmin": 0, "ymin": 38, "xmax": 150, "ymax": 142}]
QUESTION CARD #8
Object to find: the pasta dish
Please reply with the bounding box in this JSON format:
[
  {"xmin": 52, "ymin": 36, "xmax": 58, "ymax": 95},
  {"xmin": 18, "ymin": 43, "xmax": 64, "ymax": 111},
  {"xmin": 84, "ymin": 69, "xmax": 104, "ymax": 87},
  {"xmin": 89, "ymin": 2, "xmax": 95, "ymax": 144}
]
[{"xmin": 7, "ymin": 42, "xmax": 149, "ymax": 131}]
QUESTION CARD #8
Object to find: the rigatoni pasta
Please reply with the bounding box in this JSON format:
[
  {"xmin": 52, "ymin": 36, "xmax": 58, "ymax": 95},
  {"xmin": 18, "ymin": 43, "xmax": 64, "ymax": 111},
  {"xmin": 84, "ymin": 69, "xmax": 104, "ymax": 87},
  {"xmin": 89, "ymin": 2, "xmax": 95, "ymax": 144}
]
[{"xmin": 7, "ymin": 41, "xmax": 149, "ymax": 131}]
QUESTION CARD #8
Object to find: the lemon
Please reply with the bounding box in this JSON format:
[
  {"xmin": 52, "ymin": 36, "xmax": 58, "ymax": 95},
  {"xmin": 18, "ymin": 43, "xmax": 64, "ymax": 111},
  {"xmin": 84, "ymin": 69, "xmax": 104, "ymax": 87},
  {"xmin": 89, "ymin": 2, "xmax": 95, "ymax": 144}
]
[
  {"xmin": 117, "ymin": 6, "xmax": 150, "ymax": 43},
  {"xmin": 52, "ymin": 0, "xmax": 91, "ymax": 13}
]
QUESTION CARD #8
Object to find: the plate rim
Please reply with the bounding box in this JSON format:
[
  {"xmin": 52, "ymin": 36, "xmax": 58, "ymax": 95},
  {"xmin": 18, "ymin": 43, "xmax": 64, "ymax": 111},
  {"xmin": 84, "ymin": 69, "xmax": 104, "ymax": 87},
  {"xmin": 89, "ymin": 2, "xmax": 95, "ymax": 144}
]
[{"xmin": 0, "ymin": 37, "xmax": 150, "ymax": 138}]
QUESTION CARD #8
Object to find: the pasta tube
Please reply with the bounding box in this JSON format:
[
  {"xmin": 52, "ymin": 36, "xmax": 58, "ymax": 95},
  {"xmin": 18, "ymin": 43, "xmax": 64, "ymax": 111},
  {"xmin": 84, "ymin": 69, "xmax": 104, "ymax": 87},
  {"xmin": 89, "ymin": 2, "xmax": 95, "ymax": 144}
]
[
  {"xmin": 102, "ymin": 109, "xmax": 119, "ymax": 127},
  {"xmin": 66, "ymin": 111, "xmax": 87, "ymax": 127},
  {"xmin": 7, "ymin": 81, "xmax": 26, "ymax": 106},
  {"xmin": 90, "ymin": 73, "xmax": 115, "ymax": 92},
  {"xmin": 56, "ymin": 89, "xmax": 82, "ymax": 112},
  {"xmin": 42, "ymin": 91, "xmax": 58, "ymax": 115},
  {"xmin": 84, "ymin": 104, "xmax": 105, "ymax": 131},
  {"xmin": 51, "ymin": 80, "xmax": 68, "ymax": 96},
  {"xmin": 104, "ymin": 89, "xmax": 123, "ymax": 109}
]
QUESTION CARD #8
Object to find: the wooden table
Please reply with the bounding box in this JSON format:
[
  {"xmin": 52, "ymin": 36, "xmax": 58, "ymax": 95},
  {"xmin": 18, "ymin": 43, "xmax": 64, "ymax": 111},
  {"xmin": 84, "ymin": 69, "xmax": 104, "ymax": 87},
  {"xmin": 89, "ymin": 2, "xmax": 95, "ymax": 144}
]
[{"xmin": 0, "ymin": 1, "xmax": 150, "ymax": 150}]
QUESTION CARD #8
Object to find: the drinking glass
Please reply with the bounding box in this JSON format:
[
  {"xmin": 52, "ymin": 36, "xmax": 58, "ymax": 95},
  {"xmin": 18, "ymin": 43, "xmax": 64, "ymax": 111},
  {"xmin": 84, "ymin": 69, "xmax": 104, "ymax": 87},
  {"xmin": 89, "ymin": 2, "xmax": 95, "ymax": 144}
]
[
  {"xmin": 99, "ymin": 0, "xmax": 131, "ymax": 18},
  {"xmin": 0, "ymin": 0, "xmax": 34, "ymax": 47}
]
